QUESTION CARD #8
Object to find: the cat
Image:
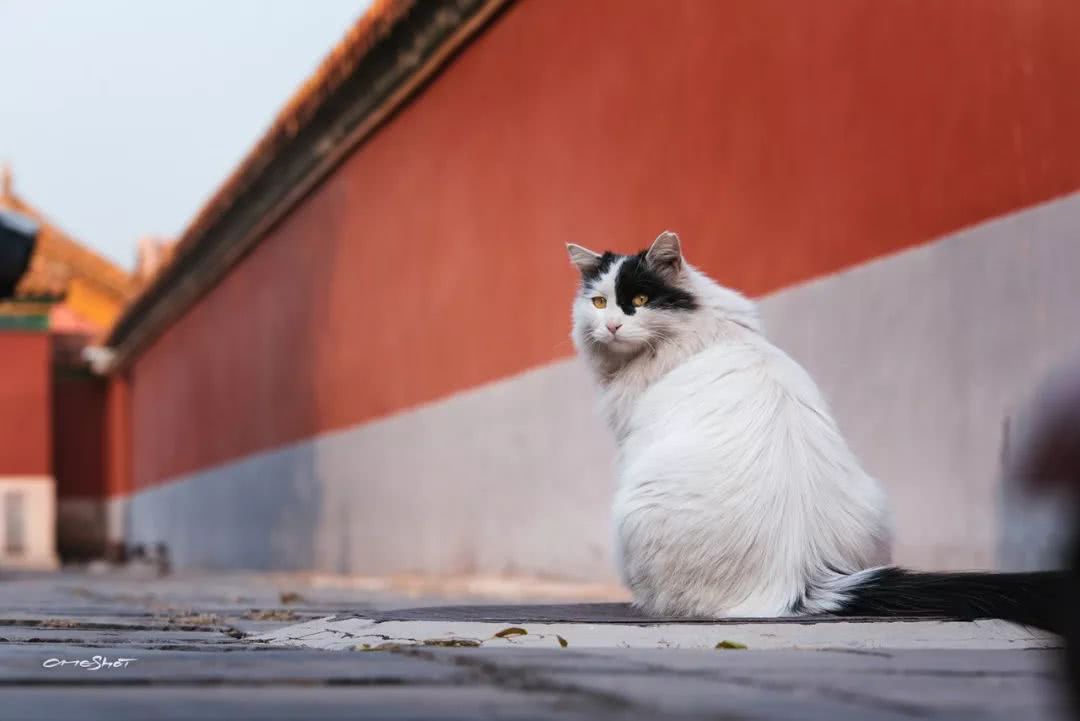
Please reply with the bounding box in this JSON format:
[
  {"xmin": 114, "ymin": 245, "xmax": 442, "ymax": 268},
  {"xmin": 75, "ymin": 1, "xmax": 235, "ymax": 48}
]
[{"xmin": 567, "ymin": 230, "xmax": 1063, "ymax": 630}]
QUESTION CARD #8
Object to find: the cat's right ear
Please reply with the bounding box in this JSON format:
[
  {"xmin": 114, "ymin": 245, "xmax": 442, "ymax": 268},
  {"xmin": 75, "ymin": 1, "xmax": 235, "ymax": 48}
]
[{"xmin": 566, "ymin": 243, "xmax": 603, "ymax": 276}]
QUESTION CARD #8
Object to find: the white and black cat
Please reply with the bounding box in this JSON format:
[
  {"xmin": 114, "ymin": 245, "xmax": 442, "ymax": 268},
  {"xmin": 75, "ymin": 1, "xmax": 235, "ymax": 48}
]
[{"xmin": 567, "ymin": 230, "xmax": 1063, "ymax": 630}]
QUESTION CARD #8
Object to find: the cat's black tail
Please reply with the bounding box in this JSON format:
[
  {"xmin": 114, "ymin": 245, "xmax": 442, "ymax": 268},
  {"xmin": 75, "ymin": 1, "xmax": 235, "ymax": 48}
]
[{"xmin": 829, "ymin": 567, "xmax": 1067, "ymax": 633}]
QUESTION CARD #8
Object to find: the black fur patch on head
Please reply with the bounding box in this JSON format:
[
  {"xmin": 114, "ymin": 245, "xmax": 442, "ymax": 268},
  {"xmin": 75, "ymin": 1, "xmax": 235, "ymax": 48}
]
[
  {"xmin": 613, "ymin": 251, "xmax": 697, "ymax": 315},
  {"xmin": 581, "ymin": 252, "xmax": 620, "ymax": 285}
]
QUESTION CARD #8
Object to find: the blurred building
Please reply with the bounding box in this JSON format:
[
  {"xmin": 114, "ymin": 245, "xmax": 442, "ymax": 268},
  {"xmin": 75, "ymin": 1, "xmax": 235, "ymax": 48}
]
[
  {"xmin": 0, "ymin": 166, "xmax": 137, "ymax": 567},
  {"xmin": 75, "ymin": 0, "xmax": 1080, "ymax": 577},
  {"xmin": 132, "ymin": 236, "xmax": 178, "ymax": 290}
]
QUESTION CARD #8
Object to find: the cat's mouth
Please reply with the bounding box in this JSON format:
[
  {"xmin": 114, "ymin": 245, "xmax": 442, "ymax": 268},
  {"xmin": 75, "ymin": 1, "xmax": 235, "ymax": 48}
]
[{"xmin": 596, "ymin": 334, "xmax": 642, "ymax": 353}]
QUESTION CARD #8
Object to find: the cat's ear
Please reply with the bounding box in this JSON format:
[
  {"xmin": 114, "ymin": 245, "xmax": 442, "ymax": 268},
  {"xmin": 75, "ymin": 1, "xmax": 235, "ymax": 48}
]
[
  {"xmin": 566, "ymin": 243, "xmax": 603, "ymax": 276},
  {"xmin": 646, "ymin": 231, "xmax": 683, "ymax": 278}
]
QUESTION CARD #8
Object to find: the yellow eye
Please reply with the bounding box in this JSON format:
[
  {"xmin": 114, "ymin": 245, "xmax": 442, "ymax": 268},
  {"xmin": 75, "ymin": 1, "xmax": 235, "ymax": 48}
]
[
  {"xmin": 632, "ymin": 294, "xmax": 648, "ymax": 307},
  {"xmin": 591, "ymin": 296, "xmax": 607, "ymax": 309}
]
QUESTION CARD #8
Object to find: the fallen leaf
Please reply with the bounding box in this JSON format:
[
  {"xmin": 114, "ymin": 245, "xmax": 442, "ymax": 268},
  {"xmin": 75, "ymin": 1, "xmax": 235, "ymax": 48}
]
[
  {"xmin": 279, "ymin": 591, "xmax": 305, "ymax": 605},
  {"xmin": 556, "ymin": 635, "xmax": 568, "ymax": 648},
  {"xmin": 242, "ymin": 609, "xmax": 299, "ymax": 621},
  {"xmin": 715, "ymin": 640, "xmax": 747, "ymax": 650},
  {"xmin": 494, "ymin": 627, "xmax": 528, "ymax": 638},
  {"xmin": 356, "ymin": 642, "xmax": 405, "ymax": 652},
  {"xmin": 423, "ymin": 638, "xmax": 482, "ymax": 647},
  {"xmin": 166, "ymin": 613, "xmax": 221, "ymax": 627}
]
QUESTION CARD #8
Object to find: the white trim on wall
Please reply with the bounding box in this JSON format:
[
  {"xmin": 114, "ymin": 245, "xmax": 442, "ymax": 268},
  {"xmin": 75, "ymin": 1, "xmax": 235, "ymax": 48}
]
[{"xmin": 0, "ymin": 475, "xmax": 59, "ymax": 570}]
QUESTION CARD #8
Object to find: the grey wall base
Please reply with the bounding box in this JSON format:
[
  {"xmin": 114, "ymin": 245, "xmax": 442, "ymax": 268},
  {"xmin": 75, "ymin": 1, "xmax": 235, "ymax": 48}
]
[
  {"xmin": 127, "ymin": 359, "xmax": 620, "ymax": 581},
  {"xmin": 760, "ymin": 192, "xmax": 1080, "ymax": 571}
]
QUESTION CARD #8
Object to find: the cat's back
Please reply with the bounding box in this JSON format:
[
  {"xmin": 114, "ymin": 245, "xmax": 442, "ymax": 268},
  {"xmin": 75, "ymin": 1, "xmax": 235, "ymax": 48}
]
[
  {"xmin": 617, "ymin": 331, "xmax": 854, "ymax": 500},
  {"xmin": 628, "ymin": 332, "xmax": 821, "ymax": 439}
]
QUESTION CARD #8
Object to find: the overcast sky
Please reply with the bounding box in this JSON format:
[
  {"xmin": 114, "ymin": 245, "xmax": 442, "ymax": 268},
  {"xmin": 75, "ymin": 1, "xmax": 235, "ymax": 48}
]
[{"xmin": 0, "ymin": 0, "xmax": 372, "ymax": 266}]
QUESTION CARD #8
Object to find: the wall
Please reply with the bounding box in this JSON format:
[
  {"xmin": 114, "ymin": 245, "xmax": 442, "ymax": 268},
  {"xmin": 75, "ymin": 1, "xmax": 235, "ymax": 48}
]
[
  {"xmin": 53, "ymin": 374, "xmax": 106, "ymax": 499},
  {"xmin": 52, "ymin": 371, "xmax": 108, "ymax": 559},
  {"xmin": 123, "ymin": 0, "xmax": 1080, "ymax": 575},
  {"xmin": 126, "ymin": 193, "xmax": 1080, "ymax": 574},
  {"xmin": 129, "ymin": 0, "xmax": 1080, "ymax": 491},
  {"xmin": 0, "ymin": 475, "xmax": 58, "ymax": 570},
  {"xmin": 103, "ymin": 375, "xmax": 132, "ymax": 556},
  {"xmin": 0, "ymin": 331, "xmax": 50, "ymax": 475},
  {"xmin": 0, "ymin": 330, "xmax": 57, "ymax": 568},
  {"xmin": 128, "ymin": 358, "xmax": 617, "ymax": 576},
  {"xmin": 760, "ymin": 193, "xmax": 1080, "ymax": 570}
]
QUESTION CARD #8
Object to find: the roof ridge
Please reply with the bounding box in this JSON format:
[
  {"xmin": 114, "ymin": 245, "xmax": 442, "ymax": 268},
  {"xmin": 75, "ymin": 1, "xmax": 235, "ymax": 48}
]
[
  {"xmin": 172, "ymin": 0, "xmax": 415, "ymax": 259},
  {"xmin": 106, "ymin": 0, "xmax": 511, "ymax": 362}
]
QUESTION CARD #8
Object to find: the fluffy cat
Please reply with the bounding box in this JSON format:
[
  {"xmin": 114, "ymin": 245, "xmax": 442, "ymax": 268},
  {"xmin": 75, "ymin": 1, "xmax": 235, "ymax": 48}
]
[{"xmin": 568, "ymin": 230, "xmax": 1062, "ymax": 629}]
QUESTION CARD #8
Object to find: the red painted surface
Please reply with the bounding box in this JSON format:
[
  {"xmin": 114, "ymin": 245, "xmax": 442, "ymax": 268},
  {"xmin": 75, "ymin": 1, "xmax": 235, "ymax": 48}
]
[
  {"xmin": 131, "ymin": 0, "xmax": 1080, "ymax": 489},
  {"xmin": 53, "ymin": 374, "xmax": 107, "ymax": 499},
  {"xmin": 104, "ymin": 375, "xmax": 132, "ymax": 499},
  {"xmin": 0, "ymin": 332, "xmax": 51, "ymax": 476}
]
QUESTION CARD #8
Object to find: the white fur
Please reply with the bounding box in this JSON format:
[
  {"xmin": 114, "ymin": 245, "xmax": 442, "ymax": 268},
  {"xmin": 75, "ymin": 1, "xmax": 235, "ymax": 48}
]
[{"xmin": 569, "ymin": 233, "xmax": 892, "ymax": 618}]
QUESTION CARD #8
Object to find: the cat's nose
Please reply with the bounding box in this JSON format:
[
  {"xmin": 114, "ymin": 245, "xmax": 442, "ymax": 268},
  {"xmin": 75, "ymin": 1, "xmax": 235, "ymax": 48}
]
[{"xmin": 606, "ymin": 321, "xmax": 622, "ymax": 335}]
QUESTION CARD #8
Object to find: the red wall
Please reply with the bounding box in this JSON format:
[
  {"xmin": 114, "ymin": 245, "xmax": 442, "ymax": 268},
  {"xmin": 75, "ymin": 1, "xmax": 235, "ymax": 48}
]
[
  {"xmin": 52, "ymin": 374, "xmax": 107, "ymax": 499},
  {"xmin": 131, "ymin": 0, "xmax": 1080, "ymax": 489},
  {"xmin": 104, "ymin": 375, "xmax": 131, "ymax": 499},
  {"xmin": 0, "ymin": 331, "xmax": 51, "ymax": 476}
]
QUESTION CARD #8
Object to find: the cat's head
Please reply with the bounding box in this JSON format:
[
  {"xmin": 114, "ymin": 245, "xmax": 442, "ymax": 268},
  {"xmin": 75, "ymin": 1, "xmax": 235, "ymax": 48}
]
[{"xmin": 566, "ymin": 231, "xmax": 698, "ymax": 358}]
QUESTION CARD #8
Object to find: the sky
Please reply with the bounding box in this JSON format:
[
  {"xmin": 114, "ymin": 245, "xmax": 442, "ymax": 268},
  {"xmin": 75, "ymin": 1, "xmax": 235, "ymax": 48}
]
[{"xmin": 0, "ymin": 0, "xmax": 373, "ymax": 267}]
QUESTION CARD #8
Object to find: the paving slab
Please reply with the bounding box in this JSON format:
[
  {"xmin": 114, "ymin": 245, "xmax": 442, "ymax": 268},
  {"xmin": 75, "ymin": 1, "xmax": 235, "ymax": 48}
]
[
  {"xmin": 424, "ymin": 645, "xmax": 1064, "ymax": 677},
  {"xmin": 365, "ymin": 602, "xmax": 954, "ymax": 624},
  {"xmin": 414, "ymin": 646, "xmax": 1070, "ymax": 721},
  {"xmin": 0, "ymin": 627, "xmax": 237, "ymax": 644},
  {"xmin": 1, "ymin": 686, "xmax": 624, "ymax": 721},
  {"xmin": 1, "ymin": 570, "xmax": 1074, "ymax": 720},
  {"xmin": 538, "ymin": 669, "xmax": 921, "ymax": 720},
  {"xmin": 0, "ymin": 645, "xmax": 472, "ymax": 685},
  {"xmin": 257, "ymin": 610, "xmax": 1060, "ymax": 651}
]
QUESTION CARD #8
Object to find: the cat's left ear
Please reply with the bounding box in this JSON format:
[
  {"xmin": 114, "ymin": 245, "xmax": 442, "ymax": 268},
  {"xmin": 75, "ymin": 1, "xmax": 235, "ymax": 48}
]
[{"xmin": 646, "ymin": 231, "xmax": 683, "ymax": 279}]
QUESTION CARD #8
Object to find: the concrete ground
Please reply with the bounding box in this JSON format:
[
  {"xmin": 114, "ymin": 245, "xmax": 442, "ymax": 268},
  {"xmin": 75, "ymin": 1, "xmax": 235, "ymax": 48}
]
[{"xmin": 0, "ymin": 567, "xmax": 1073, "ymax": 721}]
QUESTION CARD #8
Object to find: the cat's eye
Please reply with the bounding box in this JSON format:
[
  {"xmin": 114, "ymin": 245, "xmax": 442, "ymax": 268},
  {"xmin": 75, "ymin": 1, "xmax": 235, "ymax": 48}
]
[
  {"xmin": 591, "ymin": 296, "xmax": 607, "ymax": 309},
  {"xmin": 632, "ymin": 294, "xmax": 649, "ymax": 307}
]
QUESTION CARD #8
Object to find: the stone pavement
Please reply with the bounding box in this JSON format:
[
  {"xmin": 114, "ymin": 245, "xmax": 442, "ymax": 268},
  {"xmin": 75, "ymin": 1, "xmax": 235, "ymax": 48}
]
[{"xmin": 0, "ymin": 568, "xmax": 1073, "ymax": 720}]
